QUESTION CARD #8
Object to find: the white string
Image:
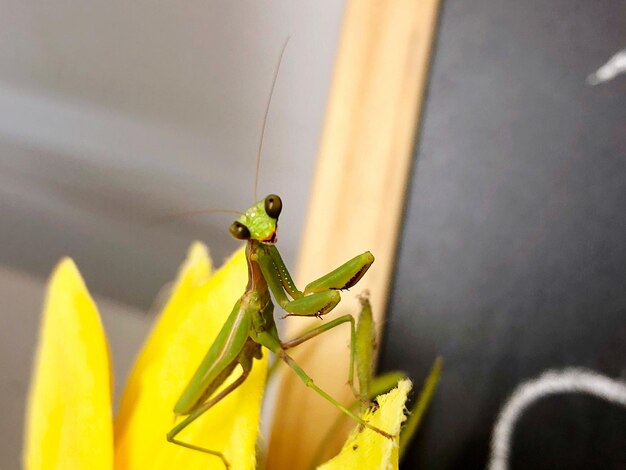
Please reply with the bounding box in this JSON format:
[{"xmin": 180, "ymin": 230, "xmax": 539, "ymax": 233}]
[
  {"xmin": 487, "ymin": 368, "xmax": 626, "ymax": 470},
  {"xmin": 587, "ymin": 47, "xmax": 626, "ymax": 85}
]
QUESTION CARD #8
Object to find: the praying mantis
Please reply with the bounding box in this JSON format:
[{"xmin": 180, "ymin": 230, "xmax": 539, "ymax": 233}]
[
  {"xmin": 166, "ymin": 39, "xmax": 393, "ymax": 468},
  {"xmin": 166, "ymin": 194, "xmax": 391, "ymax": 468}
]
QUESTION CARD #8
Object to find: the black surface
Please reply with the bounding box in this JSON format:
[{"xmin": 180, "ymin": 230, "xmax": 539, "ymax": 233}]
[{"xmin": 379, "ymin": 1, "xmax": 626, "ymax": 469}]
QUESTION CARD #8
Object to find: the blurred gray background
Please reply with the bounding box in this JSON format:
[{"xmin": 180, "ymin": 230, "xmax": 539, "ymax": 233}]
[{"xmin": 0, "ymin": 1, "xmax": 345, "ymax": 467}]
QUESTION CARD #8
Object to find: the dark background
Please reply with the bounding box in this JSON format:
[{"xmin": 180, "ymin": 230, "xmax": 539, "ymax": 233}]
[{"xmin": 379, "ymin": 0, "xmax": 626, "ymax": 468}]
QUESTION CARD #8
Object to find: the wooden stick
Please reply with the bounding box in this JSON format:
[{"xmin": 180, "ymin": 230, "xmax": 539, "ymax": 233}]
[{"xmin": 268, "ymin": 0, "xmax": 442, "ymax": 467}]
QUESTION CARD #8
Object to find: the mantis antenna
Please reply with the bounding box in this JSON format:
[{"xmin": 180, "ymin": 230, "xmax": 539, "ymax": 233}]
[
  {"xmin": 253, "ymin": 36, "xmax": 291, "ymax": 202},
  {"xmin": 154, "ymin": 40, "xmax": 290, "ymax": 227},
  {"xmin": 152, "ymin": 208, "xmax": 243, "ymax": 226}
]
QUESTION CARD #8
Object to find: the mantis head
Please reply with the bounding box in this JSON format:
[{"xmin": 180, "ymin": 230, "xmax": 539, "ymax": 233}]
[{"xmin": 229, "ymin": 194, "xmax": 282, "ymax": 244}]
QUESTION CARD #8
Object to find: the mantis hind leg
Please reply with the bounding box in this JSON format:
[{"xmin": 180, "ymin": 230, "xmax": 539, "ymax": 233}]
[{"xmin": 167, "ymin": 359, "xmax": 253, "ymax": 469}]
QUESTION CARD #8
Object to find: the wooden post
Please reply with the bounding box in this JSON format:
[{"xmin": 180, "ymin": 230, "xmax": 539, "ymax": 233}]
[{"xmin": 267, "ymin": 0, "xmax": 442, "ymax": 467}]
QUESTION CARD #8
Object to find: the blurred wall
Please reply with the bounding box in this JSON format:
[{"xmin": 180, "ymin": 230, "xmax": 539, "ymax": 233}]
[
  {"xmin": 0, "ymin": 2, "xmax": 345, "ymax": 468},
  {"xmin": 0, "ymin": 0, "xmax": 345, "ymax": 308}
]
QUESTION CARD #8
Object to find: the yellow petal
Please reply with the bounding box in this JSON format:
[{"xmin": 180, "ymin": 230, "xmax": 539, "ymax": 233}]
[
  {"xmin": 115, "ymin": 243, "xmax": 267, "ymax": 470},
  {"xmin": 317, "ymin": 379, "xmax": 412, "ymax": 470},
  {"xmin": 23, "ymin": 258, "xmax": 113, "ymax": 470}
]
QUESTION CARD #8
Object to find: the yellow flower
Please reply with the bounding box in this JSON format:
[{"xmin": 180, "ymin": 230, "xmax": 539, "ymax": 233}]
[
  {"xmin": 318, "ymin": 380, "xmax": 412, "ymax": 470},
  {"xmin": 23, "ymin": 258, "xmax": 113, "ymax": 469},
  {"xmin": 23, "ymin": 243, "xmax": 411, "ymax": 469}
]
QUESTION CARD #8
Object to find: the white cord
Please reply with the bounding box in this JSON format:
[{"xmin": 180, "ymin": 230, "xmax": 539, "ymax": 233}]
[
  {"xmin": 487, "ymin": 368, "xmax": 626, "ymax": 470},
  {"xmin": 587, "ymin": 47, "xmax": 626, "ymax": 85}
]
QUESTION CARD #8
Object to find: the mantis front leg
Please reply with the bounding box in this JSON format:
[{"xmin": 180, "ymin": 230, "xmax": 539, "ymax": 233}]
[{"xmin": 256, "ymin": 245, "xmax": 374, "ymax": 318}]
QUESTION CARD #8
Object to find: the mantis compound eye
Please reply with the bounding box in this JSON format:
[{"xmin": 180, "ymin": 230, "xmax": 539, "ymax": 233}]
[
  {"xmin": 229, "ymin": 221, "xmax": 251, "ymax": 240},
  {"xmin": 264, "ymin": 194, "xmax": 282, "ymax": 219}
]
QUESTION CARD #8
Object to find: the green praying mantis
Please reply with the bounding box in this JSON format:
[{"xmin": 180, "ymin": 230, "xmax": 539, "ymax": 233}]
[
  {"xmin": 167, "ymin": 194, "xmax": 390, "ymax": 468},
  {"xmin": 164, "ymin": 38, "xmax": 435, "ymax": 468}
]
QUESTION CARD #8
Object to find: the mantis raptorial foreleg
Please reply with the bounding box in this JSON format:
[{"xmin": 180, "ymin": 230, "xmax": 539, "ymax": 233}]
[{"xmin": 256, "ymin": 246, "xmax": 374, "ymax": 318}]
